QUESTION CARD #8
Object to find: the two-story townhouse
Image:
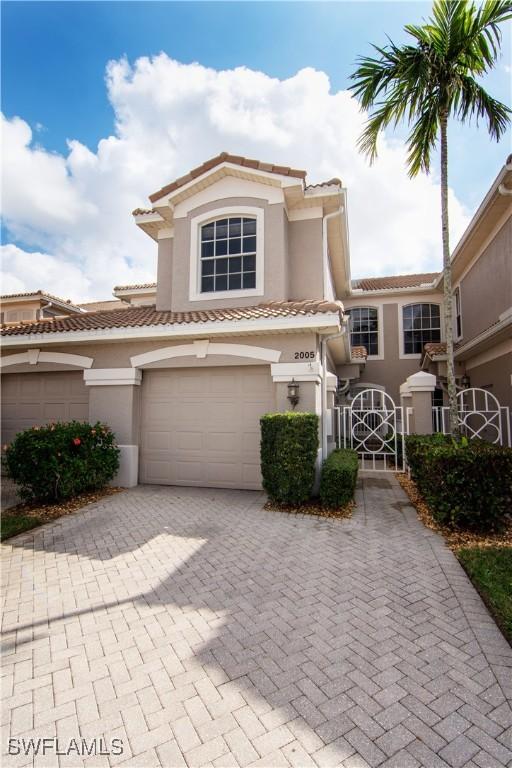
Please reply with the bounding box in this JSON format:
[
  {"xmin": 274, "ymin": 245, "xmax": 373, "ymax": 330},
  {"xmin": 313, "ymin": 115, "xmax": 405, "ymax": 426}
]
[
  {"xmin": 0, "ymin": 153, "xmax": 354, "ymax": 489},
  {"xmin": 2, "ymin": 152, "xmax": 510, "ymax": 489},
  {"xmin": 422, "ymin": 155, "xmax": 512, "ymax": 409},
  {"xmin": 0, "ymin": 291, "xmax": 87, "ymax": 324}
]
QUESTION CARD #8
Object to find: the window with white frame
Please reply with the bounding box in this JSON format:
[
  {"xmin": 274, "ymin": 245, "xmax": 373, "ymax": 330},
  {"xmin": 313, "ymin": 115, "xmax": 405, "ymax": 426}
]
[
  {"xmin": 200, "ymin": 217, "xmax": 257, "ymax": 293},
  {"xmin": 454, "ymin": 287, "xmax": 462, "ymax": 339},
  {"xmin": 349, "ymin": 307, "xmax": 379, "ymax": 355},
  {"xmin": 403, "ymin": 303, "xmax": 441, "ymax": 354}
]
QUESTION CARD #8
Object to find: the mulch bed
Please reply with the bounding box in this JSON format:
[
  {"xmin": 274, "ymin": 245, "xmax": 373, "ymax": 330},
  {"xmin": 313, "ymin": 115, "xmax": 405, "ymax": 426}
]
[
  {"xmin": 1, "ymin": 487, "xmax": 123, "ymax": 533},
  {"xmin": 264, "ymin": 499, "xmax": 354, "ymax": 520},
  {"xmin": 396, "ymin": 472, "xmax": 512, "ymax": 551}
]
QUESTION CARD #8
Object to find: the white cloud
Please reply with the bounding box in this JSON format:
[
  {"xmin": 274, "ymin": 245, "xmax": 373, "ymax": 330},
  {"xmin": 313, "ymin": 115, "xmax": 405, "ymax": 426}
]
[{"xmin": 1, "ymin": 54, "xmax": 469, "ymax": 302}]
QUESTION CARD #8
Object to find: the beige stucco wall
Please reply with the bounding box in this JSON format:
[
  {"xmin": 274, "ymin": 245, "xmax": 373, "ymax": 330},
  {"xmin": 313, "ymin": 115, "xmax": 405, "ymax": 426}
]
[
  {"xmin": 89, "ymin": 385, "xmax": 141, "ymax": 444},
  {"xmin": 164, "ymin": 197, "xmax": 288, "ymax": 312},
  {"xmin": 1, "ymin": 300, "xmax": 40, "ymax": 323},
  {"xmin": 0, "ymin": 332, "xmax": 319, "ymax": 371},
  {"xmin": 288, "ymin": 218, "xmax": 324, "ymax": 300},
  {"xmin": 466, "ymin": 352, "xmax": 512, "ymax": 409},
  {"xmin": 342, "ymin": 295, "xmax": 445, "ymax": 402},
  {"xmin": 153, "ymin": 195, "xmax": 325, "ymax": 312},
  {"xmin": 457, "ymin": 215, "xmax": 512, "ymax": 343}
]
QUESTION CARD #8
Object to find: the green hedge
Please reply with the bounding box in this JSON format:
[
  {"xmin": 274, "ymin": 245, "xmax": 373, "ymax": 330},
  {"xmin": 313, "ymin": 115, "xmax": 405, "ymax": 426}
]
[
  {"xmin": 260, "ymin": 412, "xmax": 319, "ymax": 504},
  {"xmin": 320, "ymin": 449, "xmax": 359, "ymax": 508},
  {"xmin": 4, "ymin": 421, "xmax": 120, "ymax": 502},
  {"xmin": 405, "ymin": 434, "xmax": 512, "ymax": 530}
]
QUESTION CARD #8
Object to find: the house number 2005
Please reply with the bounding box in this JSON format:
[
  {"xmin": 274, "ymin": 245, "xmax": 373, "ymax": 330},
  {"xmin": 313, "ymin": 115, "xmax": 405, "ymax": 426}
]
[{"xmin": 294, "ymin": 351, "xmax": 315, "ymax": 359}]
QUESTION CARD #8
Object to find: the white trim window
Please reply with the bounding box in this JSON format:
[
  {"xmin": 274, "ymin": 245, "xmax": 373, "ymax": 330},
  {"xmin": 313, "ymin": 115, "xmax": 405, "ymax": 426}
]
[
  {"xmin": 348, "ymin": 307, "xmax": 379, "ymax": 356},
  {"xmin": 200, "ymin": 216, "xmax": 256, "ymax": 293},
  {"xmin": 403, "ymin": 303, "xmax": 441, "ymax": 354},
  {"xmin": 189, "ymin": 206, "xmax": 264, "ymax": 301}
]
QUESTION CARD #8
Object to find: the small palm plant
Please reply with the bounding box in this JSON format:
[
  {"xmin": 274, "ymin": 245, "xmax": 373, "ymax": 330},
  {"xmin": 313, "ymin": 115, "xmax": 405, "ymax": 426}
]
[{"xmin": 350, "ymin": 0, "xmax": 511, "ymax": 434}]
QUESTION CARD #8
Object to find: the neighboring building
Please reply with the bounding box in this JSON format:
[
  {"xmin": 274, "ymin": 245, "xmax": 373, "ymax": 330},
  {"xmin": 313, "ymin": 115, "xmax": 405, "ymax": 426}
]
[
  {"xmin": 1, "ymin": 151, "xmax": 510, "ymax": 488},
  {"xmin": 422, "ymin": 156, "xmax": 512, "ymax": 409},
  {"xmin": 0, "ymin": 291, "xmax": 86, "ymax": 324},
  {"xmin": 343, "ymin": 273, "xmax": 445, "ymax": 404}
]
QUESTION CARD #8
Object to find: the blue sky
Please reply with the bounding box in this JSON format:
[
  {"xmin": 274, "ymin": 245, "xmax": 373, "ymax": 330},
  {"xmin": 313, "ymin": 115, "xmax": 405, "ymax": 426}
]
[{"xmin": 1, "ymin": 1, "xmax": 511, "ymax": 300}]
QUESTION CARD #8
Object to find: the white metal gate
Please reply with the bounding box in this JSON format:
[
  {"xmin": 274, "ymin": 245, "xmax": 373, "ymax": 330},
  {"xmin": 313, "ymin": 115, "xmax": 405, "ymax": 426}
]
[
  {"xmin": 338, "ymin": 389, "xmax": 404, "ymax": 471},
  {"xmin": 432, "ymin": 387, "xmax": 511, "ymax": 446}
]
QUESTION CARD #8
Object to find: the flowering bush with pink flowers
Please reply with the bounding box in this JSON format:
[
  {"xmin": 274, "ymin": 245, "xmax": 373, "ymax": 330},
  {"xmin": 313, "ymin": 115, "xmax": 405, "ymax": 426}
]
[{"xmin": 4, "ymin": 421, "xmax": 120, "ymax": 502}]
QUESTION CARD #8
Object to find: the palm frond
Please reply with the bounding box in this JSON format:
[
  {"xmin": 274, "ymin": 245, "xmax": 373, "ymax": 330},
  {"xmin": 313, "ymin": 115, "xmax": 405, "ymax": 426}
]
[{"xmin": 456, "ymin": 74, "xmax": 511, "ymax": 139}]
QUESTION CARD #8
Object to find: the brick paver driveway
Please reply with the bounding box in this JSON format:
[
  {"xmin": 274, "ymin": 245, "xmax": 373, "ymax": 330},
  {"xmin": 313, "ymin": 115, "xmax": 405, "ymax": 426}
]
[{"xmin": 2, "ymin": 475, "xmax": 511, "ymax": 768}]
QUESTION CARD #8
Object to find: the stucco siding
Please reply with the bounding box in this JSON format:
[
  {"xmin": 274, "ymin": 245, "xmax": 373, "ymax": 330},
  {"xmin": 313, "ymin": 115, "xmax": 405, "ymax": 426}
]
[
  {"xmin": 167, "ymin": 197, "xmax": 289, "ymax": 312},
  {"xmin": 0, "ymin": 333, "xmax": 319, "ymax": 371},
  {"xmin": 288, "ymin": 218, "xmax": 324, "ymax": 300},
  {"xmin": 458, "ymin": 216, "xmax": 512, "ymax": 343},
  {"xmin": 467, "ymin": 352, "xmax": 512, "ymax": 410},
  {"xmin": 342, "ymin": 298, "xmax": 445, "ymax": 403}
]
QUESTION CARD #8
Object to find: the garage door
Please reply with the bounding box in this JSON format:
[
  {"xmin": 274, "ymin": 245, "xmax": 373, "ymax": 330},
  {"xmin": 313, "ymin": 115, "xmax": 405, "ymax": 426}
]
[
  {"xmin": 140, "ymin": 366, "xmax": 275, "ymax": 489},
  {"xmin": 1, "ymin": 372, "xmax": 89, "ymax": 444}
]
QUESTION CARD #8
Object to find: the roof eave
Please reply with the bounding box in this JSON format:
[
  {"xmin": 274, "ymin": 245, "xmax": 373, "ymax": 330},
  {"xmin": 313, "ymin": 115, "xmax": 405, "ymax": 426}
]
[{"xmin": 0, "ymin": 312, "xmax": 343, "ymax": 348}]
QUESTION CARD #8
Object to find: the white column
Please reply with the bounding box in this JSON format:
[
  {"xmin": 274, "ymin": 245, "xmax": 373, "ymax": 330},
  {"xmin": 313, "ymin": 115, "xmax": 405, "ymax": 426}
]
[
  {"xmin": 406, "ymin": 371, "xmax": 436, "ymax": 435},
  {"xmin": 84, "ymin": 369, "xmax": 142, "ymax": 488}
]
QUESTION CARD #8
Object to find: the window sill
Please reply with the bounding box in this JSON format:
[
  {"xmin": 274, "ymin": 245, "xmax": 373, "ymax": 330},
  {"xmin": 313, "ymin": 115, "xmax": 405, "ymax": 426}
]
[{"xmin": 189, "ymin": 287, "xmax": 264, "ymax": 302}]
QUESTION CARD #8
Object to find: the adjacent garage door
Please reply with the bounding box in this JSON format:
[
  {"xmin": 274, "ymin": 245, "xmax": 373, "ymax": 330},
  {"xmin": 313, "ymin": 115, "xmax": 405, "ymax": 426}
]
[
  {"xmin": 1, "ymin": 372, "xmax": 89, "ymax": 444},
  {"xmin": 140, "ymin": 366, "xmax": 275, "ymax": 489}
]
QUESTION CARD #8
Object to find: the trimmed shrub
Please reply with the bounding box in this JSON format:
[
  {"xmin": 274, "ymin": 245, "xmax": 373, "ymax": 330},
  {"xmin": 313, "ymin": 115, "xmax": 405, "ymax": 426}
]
[
  {"xmin": 320, "ymin": 449, "xmax": 359, "ymax": 508},
  {"xmin": 405, "ymin": 434, "xmax": 512, "ymax": 530},
  {"xmin": 260, "ymin": 412, "xmax": 319, "ymax": 504},
  {"xmin": 4, "ymin": 421, "xmax": 120, "ymax": 502}
]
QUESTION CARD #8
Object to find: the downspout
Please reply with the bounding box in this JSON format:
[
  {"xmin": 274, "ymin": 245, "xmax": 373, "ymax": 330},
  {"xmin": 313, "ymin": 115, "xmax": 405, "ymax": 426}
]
[
  {"xmin": 320, "ymin": 205, "xmax": 346, "ymax": 463},
  {"xmin": 38, "ymin": 301, "xmax": 53, "ymax": 320},
  {"xmin": 320, "ymin": 320, "xmax": 348, "ymax": 464},
  {"xmin": 322, "ymin": 207, "xmax": 343, "ymax": 300}
]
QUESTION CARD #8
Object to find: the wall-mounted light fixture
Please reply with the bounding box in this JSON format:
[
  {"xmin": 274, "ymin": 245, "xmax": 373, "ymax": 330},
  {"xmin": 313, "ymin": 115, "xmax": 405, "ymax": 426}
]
[
  {"xmin": 461, "ymin": 373, "xmax": 471, "ymax": 389},
  {"xmin": 287, "ymin": 378, "xmax": 300, "ymax": 409}
]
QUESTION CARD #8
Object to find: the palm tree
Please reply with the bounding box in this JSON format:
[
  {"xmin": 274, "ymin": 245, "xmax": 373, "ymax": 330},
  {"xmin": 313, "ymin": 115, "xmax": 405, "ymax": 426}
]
[{"xmin": 350, "ymin": 0, "xmax": 511, "ymax": 434}]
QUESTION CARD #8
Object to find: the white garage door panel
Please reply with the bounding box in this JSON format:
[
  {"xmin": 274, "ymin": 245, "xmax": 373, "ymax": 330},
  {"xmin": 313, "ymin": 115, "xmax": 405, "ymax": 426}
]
[
  {"xmin": 140, "ymin": 366, "xmax": 275, "ymax": 489},
  {"xmin": 1, "ymin": 372, "xmax": 89, "ymax": 444}
]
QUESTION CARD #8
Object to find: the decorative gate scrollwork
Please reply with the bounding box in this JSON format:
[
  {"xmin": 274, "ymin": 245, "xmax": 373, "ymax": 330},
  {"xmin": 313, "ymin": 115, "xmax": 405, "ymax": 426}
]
[
  {"xmin": 341, "ymin": 389, "xmax": 404, "ymax": 471},
  {"xmin": 457, "ymin": 388, "xmax": 509, "ymax": 445},
  {"xmin": 432, "ymin": 388, "xmax": 510, "ymax": 446}
]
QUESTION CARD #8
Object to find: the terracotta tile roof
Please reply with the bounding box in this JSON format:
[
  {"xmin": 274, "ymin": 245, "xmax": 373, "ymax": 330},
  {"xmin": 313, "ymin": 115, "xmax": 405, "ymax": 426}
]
[
  {"xmin": 423, "ymin": 342, "xmax": 447, "ymax": 356},
  {"xmin": 351, "ymin": 345, "xmax": 368, "ymax": 360},
  {"xmin": 0, "ymin": 290, "xmax": 84, "ymax": 311},
  {"xmin": 306, "ymin": 178, "xmax": 342, "ymax": 190},
  {"xmin": 113, "ymin": 282, "xmax": 157, "ymax": 292},
  {"xmin": 351, "ymin": 273, "xmax": 440, "ymax": 291},
  {"xmin": 1, "ymin": 300, "xmax": 344, "ymax": 337},
  {"xmin": 78, "ymin": 300, "xmax": 128, "ymax": 311},
  {"xmin": 148, "ymin": 152, "xmax": 307, "ymax": 203},
  {"xmin": 132, "ymin": 208, "xmax": 158, "ymax": 216}
]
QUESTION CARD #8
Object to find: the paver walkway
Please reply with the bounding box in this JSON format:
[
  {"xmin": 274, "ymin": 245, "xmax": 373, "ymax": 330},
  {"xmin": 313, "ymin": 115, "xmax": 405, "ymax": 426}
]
[{"xmin": 1, "ymin": 474, "xmax": 511, "ymax": 768}]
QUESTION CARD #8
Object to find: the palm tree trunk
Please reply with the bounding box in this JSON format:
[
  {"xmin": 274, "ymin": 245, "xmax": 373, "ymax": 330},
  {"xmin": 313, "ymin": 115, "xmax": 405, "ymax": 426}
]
[{"xmin": 440, "ymin": 110, "xmax": 458, "ymax": 435}]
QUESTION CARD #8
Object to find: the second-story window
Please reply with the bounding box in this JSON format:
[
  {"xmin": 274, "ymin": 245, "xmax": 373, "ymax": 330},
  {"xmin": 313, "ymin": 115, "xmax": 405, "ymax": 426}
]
[
  {"xmin": 403, "ymin": 303, "xmax": 441, "ymax": 354},
  {"xmin": 200, "ymin": 217, "xmax": 257, "ymax": 293},
  {"xmin": 349, "ymin": 307, "xmax": 379, "ymax": 355}
]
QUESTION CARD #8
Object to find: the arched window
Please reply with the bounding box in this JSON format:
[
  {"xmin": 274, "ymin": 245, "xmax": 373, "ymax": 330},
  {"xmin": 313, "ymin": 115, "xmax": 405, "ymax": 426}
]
[
  {"xmin": 403, "ymin": 303, "xmax": 441, "ymax": 354},
  {"xmin": 349, "ymin": 307, "xmax": 379, "ymax": 355},
  {"xmin": 200, "ymin": 216, "xmax": 257, "ymax": 293}
]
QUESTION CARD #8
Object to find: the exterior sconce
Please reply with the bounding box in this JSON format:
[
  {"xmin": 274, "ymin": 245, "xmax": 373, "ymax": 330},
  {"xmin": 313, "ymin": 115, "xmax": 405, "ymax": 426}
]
[
  {"xmin": 287, "ymin": 379, "xmax": 300, "ymax": 409},
  {"xmin": 461, "ymin": 374, "xmax": 471, "ymax": 389}
]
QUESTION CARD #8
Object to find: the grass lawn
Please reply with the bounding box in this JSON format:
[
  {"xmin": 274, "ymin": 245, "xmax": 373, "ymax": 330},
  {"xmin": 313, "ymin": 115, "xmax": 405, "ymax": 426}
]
[
  {"xmin": 1, "ymin": 514, "xmax": 45, "ymax": 541},
  {"xmin": 457, "ymin": 547, "xmax": 512, "ymax": 644},
  {"xmin": 1, "ymin": 486, "xmax": 123, "ymax": 542}
]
